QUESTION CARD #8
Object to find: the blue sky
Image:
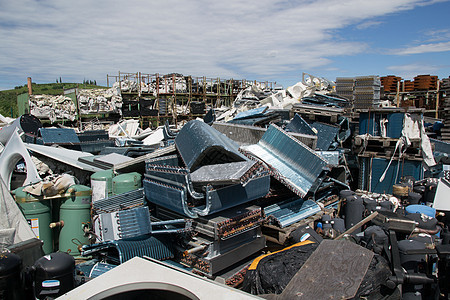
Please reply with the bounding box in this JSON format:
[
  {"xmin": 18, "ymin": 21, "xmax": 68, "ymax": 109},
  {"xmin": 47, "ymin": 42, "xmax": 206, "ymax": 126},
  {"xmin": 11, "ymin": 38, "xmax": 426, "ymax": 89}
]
[{"xmin": 0, "ymin": 0, "xmax": 449, "ymax": 90}]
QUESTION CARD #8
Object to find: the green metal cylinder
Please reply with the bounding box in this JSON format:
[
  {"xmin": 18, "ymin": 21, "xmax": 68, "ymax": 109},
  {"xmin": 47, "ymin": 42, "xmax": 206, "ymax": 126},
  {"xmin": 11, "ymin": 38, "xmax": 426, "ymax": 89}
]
[
  {"xmin": 112, "ymin": 172, "xmax": 142, "ymax": 195},
  {"xmin": 58, "ymin": 185, "xmax": 92, "ymax": 256},
  {"xmin": 90, "ymin": 169, "xmax": 114, "ymax": 202},
  {"xmin": 13, "ymin": 187, "xmax": 53, "ymax": 254}
]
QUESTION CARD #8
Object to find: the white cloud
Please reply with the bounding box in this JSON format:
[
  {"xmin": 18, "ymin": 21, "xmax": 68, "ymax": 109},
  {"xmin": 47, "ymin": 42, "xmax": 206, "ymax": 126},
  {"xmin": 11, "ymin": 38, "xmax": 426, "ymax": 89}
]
[
  {"xmin": 356, "ymin": 20, "xmax": 383, "ymax": 30},
  {"xmin": 0, "ymin": 0, "xmax": 445, "ymax": 87},
  {"xmin": 394, "ymin": 41, "xmax": 450, "ymax": 55},
  {"xmin": 423, "ymin": 29, "xmax": 450, "ymax": 42},
  {"xmin": 387, "ymin": 63, "xmax": 440, "ymax": 79}
]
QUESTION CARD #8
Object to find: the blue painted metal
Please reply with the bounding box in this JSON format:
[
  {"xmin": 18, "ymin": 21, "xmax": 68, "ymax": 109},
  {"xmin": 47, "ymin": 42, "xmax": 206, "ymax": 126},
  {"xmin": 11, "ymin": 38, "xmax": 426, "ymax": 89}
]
[
  {"xmin": 227, "ymin": 114, "xmax": 279, "ymax": 126},
  {"xmin": 358, "ymin": 112, "xmax": 376, "ymax": 136},
  {"xmin": 360, "ymin": 157, "xmax": 424, "ymax": 194},
  {"xmin": 143, "ymin": 171, "xmax": 270, "ymax": 218},
  {"xmin": 145, "ymin": 154, "xmax": 179, "ymax": 168},
  {"xmin": 386, "ymin": 113, "xmax": 404, "ymax": 138},
  {"xmin": 233, "ymin": 106, "xmax": 268, "ymax": 120},
  {"xmin": 241, "ymin": 124, "xmax": 327, "ymax": 197},
  {"xmin": 264, "ymin": 199, "xmax": 321, "ymax": 228},
  {"xmin": 286, "ymin": 114, "xmax": 316, "ymax": 136},
  {"xmin": 175, "ymin": 120, "xmax": 247, "ymax": 171},
  {"xmin": 38, "ymin": 128, "xmax": 80, "ymax": 145},
  {"xmin": 431, "ymin": 138, "xmax": 450, "ymax": 154},
  {"xmin": 117, "ymin": 206, "xmax": 152, "ymax": 239},
  {"xmin": 81, "ymin": 235, "xmax": 175, "ymax": 264},
  {"xmin": 311, "ymin": 122, "xmax": 340, "ymax": 150}
]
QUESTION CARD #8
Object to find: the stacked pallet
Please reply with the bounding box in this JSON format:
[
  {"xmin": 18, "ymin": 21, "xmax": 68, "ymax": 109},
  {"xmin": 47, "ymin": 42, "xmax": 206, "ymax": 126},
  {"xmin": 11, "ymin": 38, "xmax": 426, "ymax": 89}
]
[
  {"xmin": 335, "ymin": 77, "xmax": 354, "ymax": 101},
  {"xmin": 403, "ymin": 80, "xmax": 414, "ymax": 92},
  {"xmin": 381, "ymin": 75, "xmax": 402, "ymax": 93},
  {"xmin": 414, "ymin": 75, "xmax": 438, "ymax": 91},
  {"xmin": 353, "ymin": 76, "xmax": 381, "ymax": 109},
  {"xmin": 441, "ymin": 77, "xmax": 450, "ymax": 142}
]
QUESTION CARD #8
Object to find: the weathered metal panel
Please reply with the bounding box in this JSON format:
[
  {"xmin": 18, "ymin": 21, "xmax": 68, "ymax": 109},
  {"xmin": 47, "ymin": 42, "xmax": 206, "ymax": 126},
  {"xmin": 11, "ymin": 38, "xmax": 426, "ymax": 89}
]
[
  {"xmin": 311, "ymin": 122, "xmax": 339, "ymax": 150},
  {"xmin": 286, "ymin": 114, "xmax": 316, "ymax": 136},
  {"xmin": 38, "ymin": 128, "xmax": 80, "ymax": 145},
  {"xmin": 175, "ymin": 120, "xmax": 247, "ymax": 171},
  {"xmin": 360, "ymin": 157, "xmax": 424, "ymax": 194},
  {"xmin": 241, "ymin": 124, "xmax": 327, "ymax": 197},
  {"xmin": 17, "ymin": 93, "xmax": 30, "ymax": 116}
]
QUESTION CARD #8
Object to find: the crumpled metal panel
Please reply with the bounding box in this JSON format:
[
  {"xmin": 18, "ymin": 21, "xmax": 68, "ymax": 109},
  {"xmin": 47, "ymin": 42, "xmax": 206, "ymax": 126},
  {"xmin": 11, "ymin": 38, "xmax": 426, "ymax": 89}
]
[
  {"xmin": 241, "ymin": 124, "xmax": 327, "ymax": 197},
  {"xmin": 175, "ymin": 120, "xmax": 247, "ymax": 171},
  {"xmin": 264, "ymin": 198, "xmax": 321, "ymax": 228},
  {"xmin": 286, "ymin": 114, "xmax": 316, "ymax": 136},
  {"xmin": 311, "ymin": 122, "xmax": 340, "ymax": 150},
  {"xmin": 38, "ymin": 128, "xmax": 80, "ymax": 145}
]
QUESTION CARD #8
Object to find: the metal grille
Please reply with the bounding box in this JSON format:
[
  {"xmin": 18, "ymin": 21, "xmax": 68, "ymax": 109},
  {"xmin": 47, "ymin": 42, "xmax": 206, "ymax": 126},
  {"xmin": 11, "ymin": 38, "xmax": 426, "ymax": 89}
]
[
  {"xmin": 92, "ymin": 188, "xmax": 145, "ymax": 214},
  {"xmin": 241, "ymin": 124, "xmax": 327, "ymax": 197},
  {"xmin": 175, "ymin": 120, "xmax": 247, "ymax": 171}
]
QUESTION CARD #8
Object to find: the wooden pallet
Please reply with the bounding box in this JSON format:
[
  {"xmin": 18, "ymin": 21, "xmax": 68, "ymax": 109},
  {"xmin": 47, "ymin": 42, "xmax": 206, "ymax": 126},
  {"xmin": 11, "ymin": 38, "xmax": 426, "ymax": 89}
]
[
  {"xmin": 358, "ymin": 152, "xmax": 424, "ymax": 161},
  {"xmin": 354, "ymin": 136, "xmax": 423, "ymax": 157}
]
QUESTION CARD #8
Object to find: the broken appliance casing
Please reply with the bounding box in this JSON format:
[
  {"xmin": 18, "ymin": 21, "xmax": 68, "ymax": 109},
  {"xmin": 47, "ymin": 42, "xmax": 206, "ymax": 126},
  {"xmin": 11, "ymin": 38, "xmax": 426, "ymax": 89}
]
[{"xmin": 143, "ymin": 164, "xmax": 270, "ymax": 218}]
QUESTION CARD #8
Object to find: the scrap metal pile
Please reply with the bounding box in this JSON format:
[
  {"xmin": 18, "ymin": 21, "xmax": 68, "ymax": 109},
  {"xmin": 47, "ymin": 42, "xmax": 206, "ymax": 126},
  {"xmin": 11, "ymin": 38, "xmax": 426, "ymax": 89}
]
[
  {"xmin": 29, "ymin": 94, "xmax": 77, "ymax": 122},
  {"xmin": 77, "ymin": 87, "xmax": 122, "ymax": 115},
  {"xmin": 1, "ymin": 75, "xmax": 450, "ymax": 299}
]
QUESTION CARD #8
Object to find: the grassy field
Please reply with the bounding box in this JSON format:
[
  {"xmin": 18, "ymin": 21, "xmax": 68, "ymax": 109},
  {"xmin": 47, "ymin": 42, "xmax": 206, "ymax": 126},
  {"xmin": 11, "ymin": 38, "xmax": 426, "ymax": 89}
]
[{"xmin": 0, "ymin": 83, "xmax": 104, "ymax": 118}]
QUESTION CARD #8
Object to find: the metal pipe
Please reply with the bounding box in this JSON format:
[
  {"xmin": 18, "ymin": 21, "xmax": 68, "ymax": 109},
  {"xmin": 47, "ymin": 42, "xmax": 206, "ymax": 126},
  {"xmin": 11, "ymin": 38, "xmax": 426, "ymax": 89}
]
[
  {"xmin": 49, "ymin": 220, "xmax": 64, "ymax": 229},
  {"xmin": 184, "ymin": 244, "xmax": 207, "ymax": 255}
]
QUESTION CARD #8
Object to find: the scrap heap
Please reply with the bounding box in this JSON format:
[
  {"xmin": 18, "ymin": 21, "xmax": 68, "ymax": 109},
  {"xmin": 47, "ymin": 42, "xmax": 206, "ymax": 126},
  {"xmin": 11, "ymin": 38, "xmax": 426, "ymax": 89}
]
[{"xmin": 1, "ymin": 73, "xmax": 450, "ymax": 300}]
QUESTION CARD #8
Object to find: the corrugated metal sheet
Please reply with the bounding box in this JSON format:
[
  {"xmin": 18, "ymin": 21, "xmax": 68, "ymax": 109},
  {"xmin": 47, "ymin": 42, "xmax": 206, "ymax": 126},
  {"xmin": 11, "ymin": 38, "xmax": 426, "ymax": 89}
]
[
  {"xmin": 264, "ymin": 198, "xmax": 321, "ymax": 228},
  {"xmin": 212, "ymin": 122, "xmax": 317, "ymax": 149},
  {"xmin": 175, "ymin": 120, "xmax": 247, "ymax": 171},
  {"xmin": 241, "ymin": 124, "xmax": 327, "ymax": 197},
  {"xmin": 92, "ymin": 188, "xmax": 145, "ymax": 212},
  {"xmin": 143, "ymin": 171, "xmax": 269, "ymax": 218},
  {"xmin": 82, "ymin": 235, "xmax": 175, "ymax": 264}
]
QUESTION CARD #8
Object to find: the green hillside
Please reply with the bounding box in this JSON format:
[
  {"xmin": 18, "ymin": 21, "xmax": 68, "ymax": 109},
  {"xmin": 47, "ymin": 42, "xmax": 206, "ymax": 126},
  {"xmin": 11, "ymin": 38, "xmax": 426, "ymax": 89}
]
[{"xmin": 0, "ymin": 82, "xmax": 103, "ymax": 118}]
